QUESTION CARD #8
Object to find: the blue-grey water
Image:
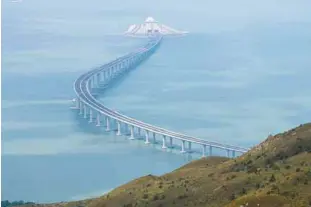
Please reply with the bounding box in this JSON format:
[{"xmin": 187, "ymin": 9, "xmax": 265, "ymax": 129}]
[{"xmin": 2, "ymin": 0, "xmax": 311, "ymax": 203}]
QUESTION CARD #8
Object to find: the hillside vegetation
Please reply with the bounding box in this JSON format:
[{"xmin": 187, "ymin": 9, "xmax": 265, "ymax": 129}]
[{"xmin": 20, "ymin": 123, "xmax": 311, "ymax": 207}]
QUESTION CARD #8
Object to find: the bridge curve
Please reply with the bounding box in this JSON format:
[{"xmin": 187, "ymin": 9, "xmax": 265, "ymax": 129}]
[{"xmin": 72, "ymin": 36, "xmax": 249, "ymax": 157}]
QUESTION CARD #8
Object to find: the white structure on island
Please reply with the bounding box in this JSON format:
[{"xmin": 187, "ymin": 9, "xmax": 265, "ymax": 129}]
[{"xmin": 125, "ymin": 17, "xmax": 188, "ymax": 37}]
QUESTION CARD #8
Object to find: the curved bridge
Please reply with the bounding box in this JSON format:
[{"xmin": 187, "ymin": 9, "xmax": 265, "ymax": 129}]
[{"xmin": 72, "ymin": 36, "xmax": 249, "ymax": 157}]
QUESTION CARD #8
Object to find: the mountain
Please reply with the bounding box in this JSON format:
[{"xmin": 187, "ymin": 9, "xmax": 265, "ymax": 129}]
[{"xmin": 18, "ymin": 123, "xmax": 311, "ymax": 207}]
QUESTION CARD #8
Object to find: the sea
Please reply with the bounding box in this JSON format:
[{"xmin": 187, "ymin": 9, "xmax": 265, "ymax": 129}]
[{"xmin": 2, "ymin": 0, "xmax": 311, "ymax": 203}]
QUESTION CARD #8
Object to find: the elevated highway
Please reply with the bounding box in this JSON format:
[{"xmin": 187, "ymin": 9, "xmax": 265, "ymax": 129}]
[{"xmin": 73, "ymin": 36, "xmax": 249, "ymax": 157}]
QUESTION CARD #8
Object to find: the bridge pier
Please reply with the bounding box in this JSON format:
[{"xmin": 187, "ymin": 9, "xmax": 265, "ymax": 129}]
[
  {"xmin": 79, "ymin": 102, "xmax": 83, "ymax": 115},
  {"xmin": 209, "ymin": 145, "xmax": 213, "ymax": 156},
  {"xmin": 202, "ymin": 145, "xmax": 206, "ymax": 157},
  {"xmin": 89, "ymin": 109, "xmax": 93, "ymax": 123},
  {"xmin": 83, "ymin": 105, "xmax": 87, "ymax": 118},
  {"xmin": 145, "ymin": 131, "xmax": 150, "ymax": 144},
  {"xmin": 226, "ymin": 149, "xmax": 230, "ymax": 158},
  {"xmin": 181, "ymin": 140, "xmax": 186, "ymax": 153},
  {"xmin": 96, "ymin": 112, "xmax": 101, "ymax": 126},
  {"xmin": 118, "ymin": 64, "xmax": 121, "ymax": 72},
  {"xmin": 232, "ymin": 150, "xmax": 236, "ymax": 158},
  {"xmin": 188, "ymin": 142, "xmax": 192, "ymax": 152},
  {"xmin": 102, "ymin": 71, "xmax": 106, "ymax": 83},
  {"xmin": 137, "ymin": 128, "xmax": 141, "ymax": 137},
  {"xmin": 169, "ymin": 137, "xmax": 173, "ymax": 148},
  {"xmin": 105, "ymin": 117, "xmax": 110, "ymax": 131},
  {"xmin": 96, "ymin": 73, "xmax": 100, "ymax": 86},
  {"xmin": 111, "ymin": 68, "xmax": 113, "ymax": 78},
  {"xmin": 129, "ymin": 126, "xmax": 135, "ymax": 140},
  {"xmin": 152, "ymin": 132, "xmax": 156, "ymax": 143},
  {"xmin": 162, "ymin": 135, "xmax": 167, "ymax": 149},
  {"xmin": 97, "ymin": 73, "xmax": 101, "ymax": 84},
  {"xmin": 116, "ymin": 121, "xmax": 121, "ymax": 136},
  {"xmin": 92, "ymin": 75, "xmax": 96, "ymax": 88},
  {"xmin": 75, "ymin": 98, "xmax": 80, "ymax": 109}
]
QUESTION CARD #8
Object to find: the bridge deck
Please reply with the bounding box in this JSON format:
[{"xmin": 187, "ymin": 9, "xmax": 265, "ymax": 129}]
[{"xmin": 74, "ymin": 36, "xmax": 249, "ymax": 153}]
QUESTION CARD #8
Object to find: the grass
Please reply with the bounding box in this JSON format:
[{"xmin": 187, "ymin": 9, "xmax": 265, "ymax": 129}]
[{"xmin": 19, "ymin": 123, "xmax": 311, "ymax": 207}]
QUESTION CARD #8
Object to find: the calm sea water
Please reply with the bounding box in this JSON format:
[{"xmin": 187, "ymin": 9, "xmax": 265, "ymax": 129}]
[{"xmin": 2, "ymin": 0, "xmax": 311, "ymax": 203}]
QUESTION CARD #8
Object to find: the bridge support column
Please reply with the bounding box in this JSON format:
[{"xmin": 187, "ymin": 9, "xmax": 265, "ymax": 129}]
[
  {"xmin": 162, "ymin": 135, "xmax": 167, "ymax": 149},
  {"xmin": 116, "ymin": 121, "xmax": 121, "ymax": 136},
  {"xmin": 102, "ymin": 71, "xmax": 106, "ymax": 83},
  {"xmin": 129, "ymin": 126, "xmax": 135, "ymax": 140},
  {"xmin": 188, "ymin": 142, "xmax": 192, "ymax": 152},
  {"xmin": 96, "ymin": 74, "xmax": 100, "ymax": 87},
  {"xmin": 202, "ymin": 145, "xmax": 206, "ymax": 157},
  {"xmin": 79, "ymin": 102, "xmax": 83, "ymax": 115},
  {"xmin": 169, "ymin": 137, "xmax": 173, "ymax": 148},
  {"xmin": 89, "ymin": 109, "xmax": 93, "ymax": 123},
  {"xmin": 145, "ymin": 131, "xmax": 150, "ymax": 144},
  {"xmin": 232, "ymin": 150, "xmax": 236, "ymax": 158},
  {"xmin": 118, "ymin": 64, "xmax": 121, "ymax": 73},
  {"xmin": 75, "ymin": 98, "xmax": 80, "ymax": 109},
  {"xmin": 83, "ymin": 105, "xmax": 87, "ymax": 118},
  {"xmin": 209, "ymin": 146, "xmax": 213, "ymax": 156},
  {"xmin": 96, "ymin": 113, "xmax": 101, "ymax": 126},
  {"xmin": 152, "ymin": 132, "xmax": 156, "ymax": 143},
  {"xmin": 97, "ymin": 73, "xmax": 101, "ymax": 84},
  {"xmin": 181, "ymin": 140, "xmax": 186, "ymax": 153},
  {"xmin": 138, "ymin": 128, "xmax": 141, "ymax": 136},
  {"xmin": 226, "ymin": 149, "xmax": 230, "ymax": 158},
  {"xmin": 105, "ymin": 117, "xmax": 110, "ymax": 131},
  {"xmin": 126, "ymin": 60, "xmax": 129, "ymax": 69},
  {"xmin": 109, "ymin": 68, "xmax": 112, "ymax": 78},
  {"xmin": 92, "ymin": 76, "xmax": 96, "ymax": 88}
]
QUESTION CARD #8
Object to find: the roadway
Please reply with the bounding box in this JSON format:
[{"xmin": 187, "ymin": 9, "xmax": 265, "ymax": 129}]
[{"xmin": 74, "ymin": 36, "xmax": 249, "ymax": 153}]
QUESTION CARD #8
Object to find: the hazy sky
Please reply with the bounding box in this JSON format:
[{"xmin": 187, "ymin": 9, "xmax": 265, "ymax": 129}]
[{"xmin": 3, "ymin": 0, "xmax": 311, "ymax": 34}]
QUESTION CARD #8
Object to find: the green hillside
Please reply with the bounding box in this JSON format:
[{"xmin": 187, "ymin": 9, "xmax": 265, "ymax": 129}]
[{"xmin": 18, "ymin": 123, "xmax": 311, "ymax": 207}]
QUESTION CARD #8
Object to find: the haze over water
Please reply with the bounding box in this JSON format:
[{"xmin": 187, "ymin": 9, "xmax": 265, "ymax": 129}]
[{"xmin": 2, "ymin": 0, "xmax": 311, "ymax": 203}]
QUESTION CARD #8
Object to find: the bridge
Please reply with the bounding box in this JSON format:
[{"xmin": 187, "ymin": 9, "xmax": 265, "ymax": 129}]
[{"xmin": 72, "ymin": 35, "xmax": 250, "ymax": 158}]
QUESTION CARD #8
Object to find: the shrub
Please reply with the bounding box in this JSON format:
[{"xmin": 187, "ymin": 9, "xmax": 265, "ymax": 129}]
[
  {"xmin": 240, "ymin": 188, "xmax": 247, "ymax": 195},
  {"xmin": 272, "ymin": 164, "xmax": 280, "ymax": 171},
  {"xmin": 230, "ymin": 193, "xmax": 236, "ymax": 201},
  {"xmin": 304, "ymin": 179, "xmax": 308, "ymax": 185},
  {"xmin": 153, "ymin": 195, "xmax": 159, "ymax": 201},
  {"xmin": 269, "ymin": 174, "xmax": 276, "ymax": 182}
]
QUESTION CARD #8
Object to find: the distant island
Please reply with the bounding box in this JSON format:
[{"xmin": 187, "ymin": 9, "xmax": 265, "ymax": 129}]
[{"xmin": 7, "ymin": 123, "xmax": 311, "ymax": 207}]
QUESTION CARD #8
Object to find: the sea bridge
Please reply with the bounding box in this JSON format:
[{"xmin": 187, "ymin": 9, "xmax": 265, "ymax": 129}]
[{"xmin": 72, "ymin": 35, "xmax": 249, "ymax": 158}]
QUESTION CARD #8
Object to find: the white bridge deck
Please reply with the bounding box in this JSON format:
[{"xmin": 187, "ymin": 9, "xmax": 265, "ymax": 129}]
[{"xmin": 73, "ymin": 36, "xmax": 249, "ymax": 157}]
